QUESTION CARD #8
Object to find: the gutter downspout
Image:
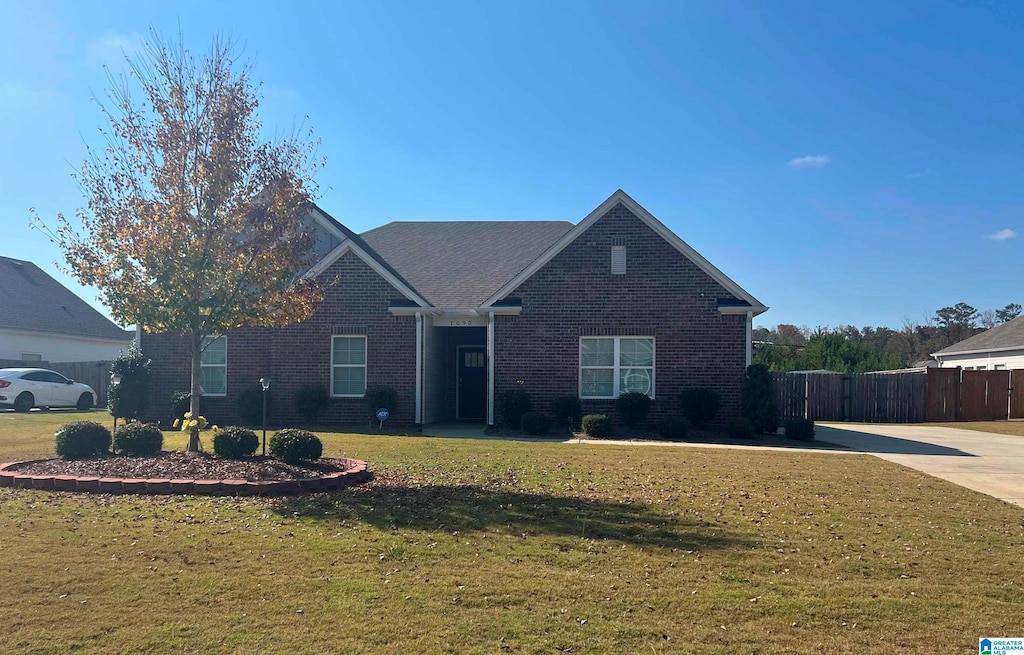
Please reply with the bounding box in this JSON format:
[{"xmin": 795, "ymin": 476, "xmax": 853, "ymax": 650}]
[
  {"xmin": 415, "ymin": 312, "xmax": 423, "ymax": 429},
  {"xmin": 487, "ymin": 310, "xmax": 495, "ymax": 427},
  {"xmin": 745, "ymin": 311, "xmax": 753, "ymax": 367}
]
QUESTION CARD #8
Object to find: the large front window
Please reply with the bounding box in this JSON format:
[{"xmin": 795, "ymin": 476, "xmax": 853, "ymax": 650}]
[
  {"xmin": 580, "ymin": 337, "xmax": 655, "ymax": 399},
  {"xmin": 332, "ymin": 335, "xmax": 367, "ymax": 397},
  {"xmin": 200, "ymin": 336, "xmax": 227, "ymax": 396}
]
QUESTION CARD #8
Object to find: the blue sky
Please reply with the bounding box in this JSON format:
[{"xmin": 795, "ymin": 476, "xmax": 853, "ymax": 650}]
[{"xmin": 2, "ymin": 0, "xmax": 1022, "ymax": 330}]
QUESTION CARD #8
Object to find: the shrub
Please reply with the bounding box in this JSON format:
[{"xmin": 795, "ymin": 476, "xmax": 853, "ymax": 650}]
[
  {"xmin": 784, "ymin": 418, "xmax": 815, "ymax": 442},
  {"xmin": 741, "ymin": 364, "xmax": 780, "ymax": 435},
  {"xmin": 656, "ymin": 416, "xmax": 690, "ymax": 441},
  {"xmin": 616, "ymin": 391, "xmax": 651, "ymax": 428},
  {"xmin": 112, "ymin": 422, "xmax": 163, "ymax": 456},
  {"xmin": 582, "ymin": 414, "xmax": 613, "ymax": 439},
  {"xmin": 108, "ymin": 342, "xmax": 151, "ymax": 421},
  {"xmin": 55, "ymin": 421, "xmax": 111, "ymax": 460},
  {"xmin": 365, "ymin": 386, "xmax": 398, "ymax": 419},
  {"xmin": 171, "ymin": 391, "xmax": 191, "ymax": 423},
  {"xmin": 213, "ymin": 426, "xmax": 260, "ymax": 459},
  {"xmin": 269, "ymin": 428, "xmax": 323, "ymax": 463},
  {"xmin": 549, "ymin": 395, "xmax": 583, "ymax": 430},
  {"xmin": 294, "ymin": 384, "xmax": 330, "ymax": 424},
  {"xmin": 726, "ymin": 417, "xmax": 754, "ymax": 439},
  {"xmin": 237, "ymin": 384, "xmax": 272, "ymax": 427},
  {"xmin": 520, "ymin": 411, "xmax": 551, "ymax": 436},
  {"xmin": 497, "ymin": 389, "xmax": 532, "ymax": 429},
  {"xmin": 680, "ymin": 387, "xmax": 720, "ymax": 428}
]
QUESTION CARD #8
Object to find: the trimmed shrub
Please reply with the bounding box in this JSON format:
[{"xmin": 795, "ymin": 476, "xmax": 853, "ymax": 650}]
[
  {"xmin": 520, "ymin": 411, "xmax": 551, "ymax": 436},
  {"xmin": 112, "ymin": 422, "xmax": 163, "ymax": 456},
  {"xmin": 741, "ymin": 364, "xmax": 780, "ymax": 435},
  {"xmin": 365, "ymin": 386, "xmax": 398, "ymax": 419},
  {"xmin": 55, "ymin": 421, "xmax": 111, "ymax": 460},
  {"xmin": 238, "ymin": 385, "xmax": 273, "ymax": 427},
  {"xmin": 656, "ymin": 416, "xmax": 690, "ymax": 441},
  {"xmin": 582, "ymin": 414, "xmax": 613, "ymax": 439},
  {"xmin": 550, "ymin": 395, "xmax": 583, "ymax": 430},
  {"xmin": 213, "ymin": 426, "xmax": 260, "ymax": 459},
  {"xmin": 108, "ymin": 342, "xmax": 151, "ymax": 421},
  {"xmin": 269, "ymin": 428, "xmax": 323, "ymax": 463},
  {"xmin": 616, "ymin": 391, "xmax": 651, "ymax": 428},
  {"xmin": 680, "ymin": 387, "xmax": 720, "ymax": 428},
  {"xmin": 294, "ymin": 384, "xmax": 330, "ymax": 424},
  {"xmin": 497, "ymin": 389, "xmax": 532, "ymax": 429},
  {"xmin": 171, "ymin": 391, "xmax": 191, "ymax": 423},
  {"xmin": 726, "ymin": 416, "xmax": 754, "ymax": 439},
  {"xmin": 784, "ymin": 418, "xmax": 815, "ymax": 442}
]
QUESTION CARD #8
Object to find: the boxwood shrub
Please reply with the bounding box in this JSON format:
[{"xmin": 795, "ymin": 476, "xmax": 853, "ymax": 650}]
[
  {"xmin": 55, "ymin": 421, "xmax": 111, "ymax": 460},
  {"xmin": 519, "ymin": 411, "xmax": 551, "ymax": 436},
  {"xmin": 680, "ymin": 387, "xmax": 720, "ymax": 428},
  {"xmin": 294, "ymin": 384, "xmax": 330, "ymax": 424},
  {"xmin": 365, "ymin": 386, "xmax": 398, "ymax": 419},
  {"xmin": 112, "ymin": 422, "xmax": 163, "ymax": 456},
  {"xmin": 213, "ymin": 426, "xmax": 260, "ymax": 459},
  {"xmin": 656, "ymin": 416, "xmax": 690, "ymax": 441},
  {"xmin": 726, "ymin": 416, "xmax": 754, "ymax": 439},
  {"xmin": 615, "ymin": 392, "xmax": 651, "ymax": 428},
  {"xmin": 497, "ymin": 389, "xmax": 532, "ymax": 429},
  {"xmin": 784, "ymin": 418, "xmax": 815, "ymax": 442},
  {"xmin": 581, "ymin": 414, "xmax": 613, "ymax": 439},
  {"xmin": 269, "ymin": 428, "xmax": 323, "ymax": 464}
]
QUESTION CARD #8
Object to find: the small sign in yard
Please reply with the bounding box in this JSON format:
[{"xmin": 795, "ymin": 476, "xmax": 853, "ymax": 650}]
[{"xmin": 376, "ymin": 407, "xmax": 390, "ymax": 429}]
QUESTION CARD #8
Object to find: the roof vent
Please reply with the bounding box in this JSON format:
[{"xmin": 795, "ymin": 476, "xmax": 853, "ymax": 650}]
[{"xmin": 611, "ymin": 246, "xmax": 626, "ymax": 275}]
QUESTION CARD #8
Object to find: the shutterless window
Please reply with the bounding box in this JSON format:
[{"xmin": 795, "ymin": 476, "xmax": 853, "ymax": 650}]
[
  {"xmin": 200, "ymin": 336, "xmax": 227, "ymax": 396},
  {"xmin": 994, "ymin": 364, "xmax": 1007, "ymax": 370},
  {"xmin": 580, "ymin": 337, "xmax": 654, "ymax": 399},
  {"xmin": 332, "ymin": 336, "xmax": 367, "ymax": 397}
]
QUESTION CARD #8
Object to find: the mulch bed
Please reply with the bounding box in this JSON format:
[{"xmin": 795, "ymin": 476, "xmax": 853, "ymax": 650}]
[{"xmin": 9, "ymin": 452, "xmax": 353, "ymax": 481}]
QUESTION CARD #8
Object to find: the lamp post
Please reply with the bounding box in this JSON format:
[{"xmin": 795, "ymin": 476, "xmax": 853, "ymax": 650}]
[
  {"xmin": 260, "ymin": 377, "xmax": 270, "ymax": 456},
  {"xmin": 109, "ymin": 373, "xmax": 122, "ymax": 433}
]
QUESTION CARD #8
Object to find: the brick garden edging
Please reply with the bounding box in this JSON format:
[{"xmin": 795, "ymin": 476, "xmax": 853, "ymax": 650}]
[{"xmin": 0, "ymin": 458, "xmax": 369, "ymax": 495}]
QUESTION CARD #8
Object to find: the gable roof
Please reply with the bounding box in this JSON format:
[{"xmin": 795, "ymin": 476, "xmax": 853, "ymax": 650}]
[
  {"xmin": 480, "ymin": 189, "xmax": 768, "ymax": 313},
  {"xmin": 361, "ymin": 221, "xmax": 574, "ymax": 308},
  {"xmin": 933, "ymin": 316, "xmax": 1024, "ymax": 356},
  {"xmin": 0, "ymin": 256, "xmax": 132, "ymax": 341}
]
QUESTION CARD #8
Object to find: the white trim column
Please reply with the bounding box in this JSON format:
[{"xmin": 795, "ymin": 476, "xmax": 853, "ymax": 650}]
[
  {"xmin": 745, "ymin": 310, "xmax": 753, "ymax": 367},
  {"xmin": 415, "ymin": 312, "xmax": 423, "ymax": 427},
  {"xmin": 487, "ymin": 311, "xmax": 495, "ymax": 426}
]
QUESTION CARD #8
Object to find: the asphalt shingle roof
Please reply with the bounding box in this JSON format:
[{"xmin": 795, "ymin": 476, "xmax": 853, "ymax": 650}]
[
  {"xmin": 934, "ymin": 316, "xmax": 1024, "ymax": 355},
  {"xmin": 360, "ymin": 221, "xmax": 574, "ymax": 308},
  {"xmin": 0, "ymin": 256, "xmax": 131, "ymax": 341}
]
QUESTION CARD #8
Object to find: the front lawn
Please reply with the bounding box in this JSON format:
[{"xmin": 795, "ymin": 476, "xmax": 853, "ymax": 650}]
[{"xmin": 1, "ymin": 411, "xmax": 1022, "ymax": 654}]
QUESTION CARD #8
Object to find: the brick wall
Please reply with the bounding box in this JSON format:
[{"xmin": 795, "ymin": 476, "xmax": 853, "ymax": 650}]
[
  {"xmin": 141, "ymin": 251, "xmax": 417, "ymax": 428},
  {"xmin": 493, "ymin": 202, "xmax": 748, "ymax": 427}
]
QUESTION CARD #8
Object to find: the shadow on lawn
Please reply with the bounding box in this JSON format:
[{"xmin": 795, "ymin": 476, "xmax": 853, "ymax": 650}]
[{"xmin": 274, "ymin": 484, "xmax": 748, "ymax": 551}]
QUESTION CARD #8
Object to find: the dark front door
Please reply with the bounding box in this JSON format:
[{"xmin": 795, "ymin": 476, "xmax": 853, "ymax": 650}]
[{"xmin": 457, "ymin": 346, "xmax": 487, "ymax": 420}]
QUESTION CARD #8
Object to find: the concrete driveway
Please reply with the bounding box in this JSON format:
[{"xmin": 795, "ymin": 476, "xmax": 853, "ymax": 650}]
[{"xmin": 817, "ymin": 423, "xmax": 1024, "ymax": 508}]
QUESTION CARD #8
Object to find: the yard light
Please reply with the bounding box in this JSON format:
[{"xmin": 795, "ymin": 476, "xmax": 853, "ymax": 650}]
[
  {"xmin": 110, "ymin": 373, "xmax": 122, "ymax": 433},
  {"xmin": 260, "ymin": 378, "xmax": 270, "ymax": 456}
]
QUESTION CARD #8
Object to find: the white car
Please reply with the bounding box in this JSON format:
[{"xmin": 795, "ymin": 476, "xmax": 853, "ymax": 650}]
[{"xmin": 0, "ymin": 368, "xmax": 97, "ymax": 412}]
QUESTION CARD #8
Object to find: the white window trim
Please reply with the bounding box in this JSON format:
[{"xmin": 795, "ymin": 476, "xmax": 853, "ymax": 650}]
[
  {"xmin": 331, "ymin": 335, "xmax": 367, "ymax": 398},
  {"xmin": 200, "ymin": 336, "xmax": 227, "ymax": 397},
  {"xmin": 578, "ymin": 336, "xmax": 655, "ymax": 400}
]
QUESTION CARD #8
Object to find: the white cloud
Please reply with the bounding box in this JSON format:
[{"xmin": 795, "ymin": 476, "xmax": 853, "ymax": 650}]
[
  {"xmin": 905, "ymin": 168, "xmax": 931, "ymax": 179},
  {"xmin": 987, "ymin": 228, "xmax": 1017, "ymax": 241},
  {"xmin": 788, "ymin": 155, "xmax": 831, "ymax": 169}
]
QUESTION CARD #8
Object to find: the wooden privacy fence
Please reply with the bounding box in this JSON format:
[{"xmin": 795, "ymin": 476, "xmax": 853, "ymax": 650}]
[
  {"xmin": 0, "ymin": 359, "xmax": 112, "ymax": 405},
  {"xmin": 774, "ymin": 368, "xmax": 1024, "ymax": 423}
]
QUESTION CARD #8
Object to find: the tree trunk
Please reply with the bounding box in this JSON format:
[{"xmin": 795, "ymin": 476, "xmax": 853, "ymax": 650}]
[{"xmin": 188, "ymin": 332, "xmax": 202, "ymax": 452}]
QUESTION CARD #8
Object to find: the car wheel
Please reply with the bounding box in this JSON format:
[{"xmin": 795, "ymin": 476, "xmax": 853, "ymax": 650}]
[
  {"xmin": 14, "ymin": 392, "xmax": 34, "ymax": 413},
  {"xmin": 76, "ymin": 393, "xmax": 94, "ymax": 411}
]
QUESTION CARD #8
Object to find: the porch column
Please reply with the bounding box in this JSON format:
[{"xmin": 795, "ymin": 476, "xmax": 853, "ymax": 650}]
[
  {"xmin": 487, "ymin": 310, "xmax": 495, "ymax": 426},
  {"xmin": 415, "ymin": 312, "xmax": 423, "ymax": 427}
]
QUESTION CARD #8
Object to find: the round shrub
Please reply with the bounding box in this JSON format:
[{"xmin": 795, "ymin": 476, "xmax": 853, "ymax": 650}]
[
  {"xmin": 726, "ymin": 417, "xmax": 754, "ymax": 439},
  {"xmin": 365, "ymin": 386, "xmax": 398, "ymax": 419},
  {"xmin": 238, "ymin": 385, "xmax": 273, "ymax": 426},
  {"xmin": 113, "ymin": 422, "xmax": 163, "ymax": 456},
  {"xmin": 269, "ymin": 428, "xmax": 323, "ymax": 463},
  {"xmin": 294, "ymin": 384, "xmax": 330, "ymax": 424},
  {"xmin": 680, "ymin": 387, "xmax": 720, "ymax": 428},
  {"xmin": 108, "ymin": 343, "xmax": 151, "ymax": 421},
  {"xmin": 615, "ymin": 391, "xmax": 651, "ymax": 428},
  {"xmin": 549, "ymin": 395, "xmax": 582, "ymax": 430},
  {"xmin": 520, "ymin": 411, "xmax": 551, "ymax": 436},
  {"xmin": 656, "ymin": 416, "xmax": 690, "ymax": 441},
  {"xmin": 581, "ymin": 414, "xmax": 613, "ymax": 439},
  {"xmin": 784, "ymin": 418, "xmax": 815, "ymax": 442},
  {"xmin": 55, "ymin": 421, "xmax": 111, "ymax": 460},
  {"xmin": 497, "ymin": 389, "xmax": 532, "ymax": 429},
  {"xmin": 741, "ymin": 364, "xmax": 780, "ymax": 435},
  {"xmin": 213, "ymin": 426, "xmax": 259, "ymax": 459}
]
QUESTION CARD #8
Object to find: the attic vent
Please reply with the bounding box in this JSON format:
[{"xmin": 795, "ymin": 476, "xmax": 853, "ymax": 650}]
[{"xmin": 611, "ymin": 246, "xmax": 626, "ymax": 275}]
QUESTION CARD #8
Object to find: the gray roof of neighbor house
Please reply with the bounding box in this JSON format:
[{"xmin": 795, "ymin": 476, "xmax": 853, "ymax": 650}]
[
  {"xmin": 360, "ymin": 221, "xmax": 575, "ymax": 308},
  {"xmin": 933, "ymin": 316, "xmax": 1024, "ymax": 355},
  {"xmin": 0, "ymin": 256, "xmax": 131, "ymax": 341}
]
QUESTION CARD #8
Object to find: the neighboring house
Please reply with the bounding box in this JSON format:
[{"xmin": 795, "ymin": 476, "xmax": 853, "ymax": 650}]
[
  {"xmin": 932, "ymin": 316, "xmax": 1024, "ymax": 370},
  {"xmin": 0, "ymin": 256, "xmax": 132, "ymax": 362},
  {"xmin": 141, "ymin": 190, "xmax": 768, "ymax": 427}
]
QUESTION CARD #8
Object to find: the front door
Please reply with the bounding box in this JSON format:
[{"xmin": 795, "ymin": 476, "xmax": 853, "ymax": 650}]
[{"xmin": 457, "ymin": 346, "xmax": 487, "ymax": 420}]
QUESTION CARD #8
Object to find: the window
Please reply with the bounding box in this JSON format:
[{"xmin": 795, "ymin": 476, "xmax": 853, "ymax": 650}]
[
  {"xmin": 611, "ymin": 246, "xmax": 626, "ymax": 275},
  {"xmin": 995, "ymin": 364, "xmax": 1007, "ymax": 371},
  {"xmin": 580, "ymin": 337, "xmax": 654, "ymax": 399},
  {"xmin": 332, "ymin": 336, "xmax": 367, "ymax": 397},
  {"xmin": 976, "ymin": 365, "xmax": 988, "ymax": 371},
  {"xmin": 19, "ymin": 353, "xmax": 42, "ymax": 362},
  {"xmin": 200, "ymin": 336, "xmax": 227, "ymax": 396}
]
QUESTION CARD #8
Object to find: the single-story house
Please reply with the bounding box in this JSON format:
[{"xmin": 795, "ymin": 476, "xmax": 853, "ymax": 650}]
[
  {"xmin": 140, "ymin": 190, "xmax": 768, "ymax": 427},
  {"xmin": 932, "ymin": 316, "xmax": 1024, "ymax": 370},
  {"xmin": 0, "ymin": 256, "xmax": 133, "ymax": 363}
]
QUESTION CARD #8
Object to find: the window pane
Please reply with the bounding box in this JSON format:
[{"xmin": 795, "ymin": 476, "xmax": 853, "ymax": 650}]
[
  {"xmin": 581, "ymin": 339, "xmax": 614, "ymax": 367},
  {"xmin": 200, "ymin": 366, "xmax": 226, "ymax": 395},
  {"xmin": 581, "ymin": 368, "xmax": 614, "ymax": 397},
  {"xmin": 333, "ymin": 366, "xmax": 366, "ymax": 396},
  {"xmin": 201, "ymin": 337, "xmax": 226, "ymax": 365},
  {"xmin": 333, "ymin": 337, "xmax": 366, "ymax": 366},
  {"xmin": 619, "ymin": 338, "xmax": 653, "ymax": 367},
  {"xmin": 620, "ymin": 368, "xmax": 653, "ymax": 396}
]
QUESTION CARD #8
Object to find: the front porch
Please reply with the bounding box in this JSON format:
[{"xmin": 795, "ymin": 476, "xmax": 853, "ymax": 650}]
[{"xmin": 421, "ymin": 322, "xmax": 490, "ymax": 425}]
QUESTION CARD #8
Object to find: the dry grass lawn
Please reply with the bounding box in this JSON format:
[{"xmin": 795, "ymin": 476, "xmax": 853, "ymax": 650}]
[
  {"xmin": 1, "ymin": 409, "xmax": 1022, "ymax": 654},
  {"xmin": 929, "ymin": 420, "xmax": 1024, "ymax": 438}
]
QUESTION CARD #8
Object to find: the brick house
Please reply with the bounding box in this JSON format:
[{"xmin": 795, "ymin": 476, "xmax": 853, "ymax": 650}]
[{"xmin": 140, "ymin": 190, "xmax": 767, "ymax": 428}]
